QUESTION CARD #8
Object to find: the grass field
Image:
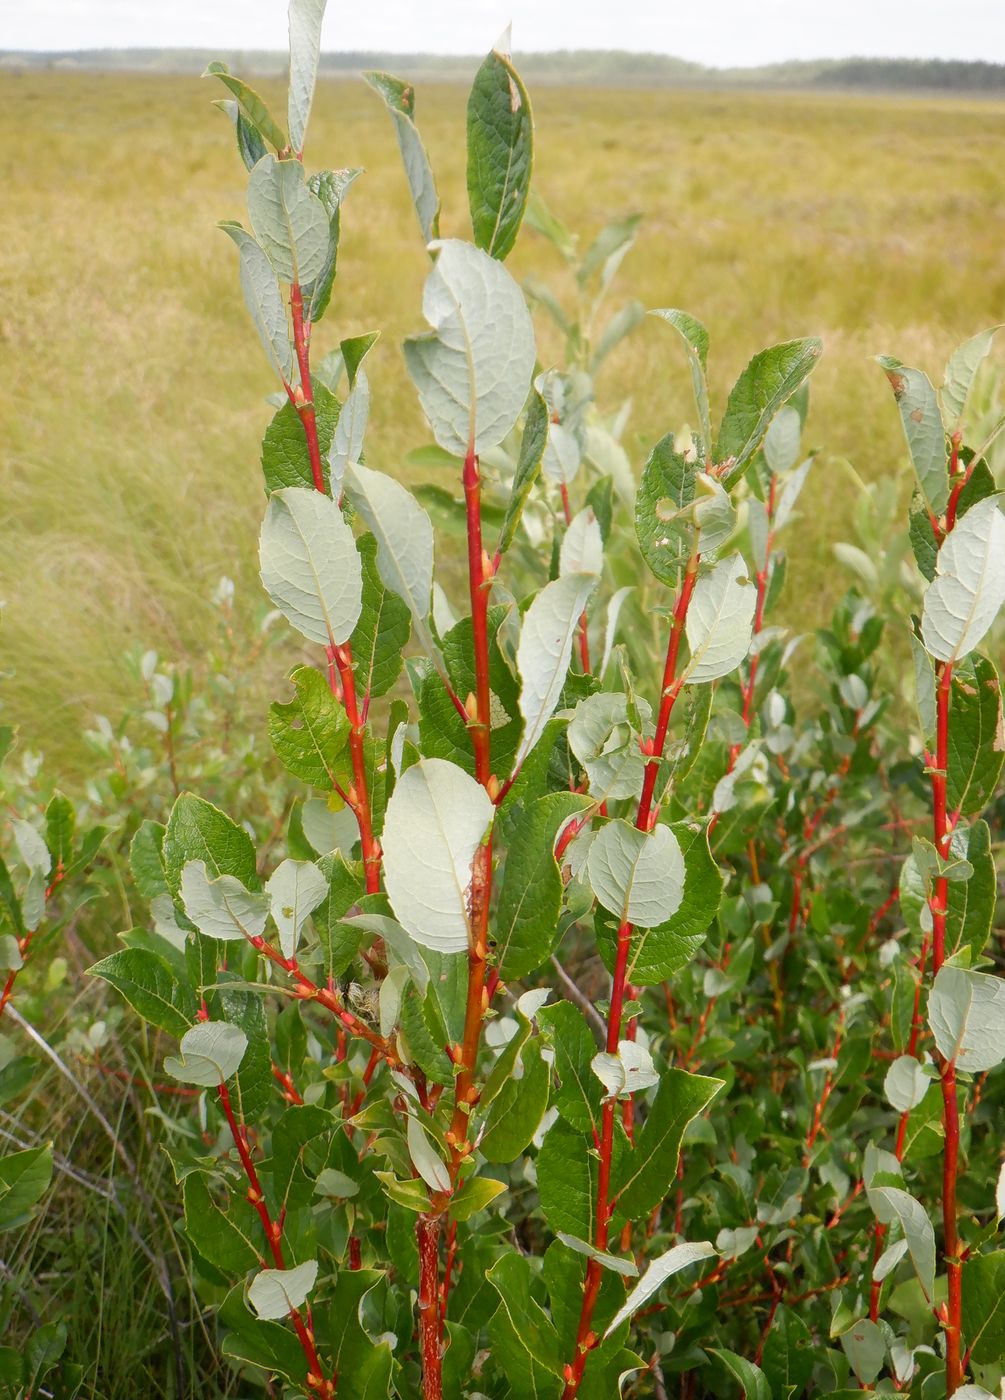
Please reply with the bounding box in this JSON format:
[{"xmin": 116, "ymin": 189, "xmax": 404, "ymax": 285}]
[{"xmin": 2, "ymin": 71, "xmax": 1005, "ymax": 779}]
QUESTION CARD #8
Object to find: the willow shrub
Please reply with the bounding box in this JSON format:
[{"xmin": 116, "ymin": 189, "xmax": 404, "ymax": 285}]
[{"xmin": 7, "ymin": 4, "xmax": 993, "ymax": 1397}]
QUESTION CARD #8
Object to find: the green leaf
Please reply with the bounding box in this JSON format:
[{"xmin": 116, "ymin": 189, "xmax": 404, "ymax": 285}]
[
  {"xmin": 481, "ymin": 1039, "xmax": 550, "ymax": 1163},
  {"xmin": 164, "ymin": 1021, "xmax": 248, "ymax": 1087},
  {"xmin": 486, "ymin": 1252, "xmax": 564, "ymax": 1388},
  {"xmin": 597, "ymin": 822, "xmax": 722, "ymax": 986},
  {"xmin": 947, "ymin": 654, "xmax": 1004, "ymax": 814},
  {"xmin": 314, "ymin": 852, "xmax": 366, "ymax": 979},
  {"xmin": 928, "ymin": 966, "xmax": 1005, "ymax": 1072},
  {"xmin": 220, "ymin": 1284, "xmax": 308, "ymax": 1383},
  {"xmin": 43, "ymin": 792, "xmax": 74, "ymax": 875},
  {"xmin": 947, "ymin": 820, "xmax": 996, "ymax": 962},
  {"xmin": 183, "ymin": 1171, "xmax": 260, "ymax": 1273},
  {"xmin": 418, "ymin": 607, "xmax": 522, "ymax": 780},
  {"xmin": 269, "ymin": 665, "xmax": 352, "ymax": 790},
  {"xmin": 303, "ymin": 168, "xmax": 362, "ymax": 325},
  {"xmin": 495, "ymin": 793, "xmax": 590, "ymax": 978},
  {"xmin": 287, "ymin": 0, "xmax": 325, "ymax": 154},
  {"xmin": 963, "ymin": 1250, "xmax": 1005, "ymax": 1364},
  {"xmin": 382, "ymin": 758, "xmax": 494, "ymax": 954},
  {"xmin": 0, "ymin": 1146, "xmax": 53, "ymax": 1233},
  {"xmin": 163, "ymin": 793, "xmax": 260, "ymax": 899},
  {"xmin": 709, "ymin": 1348, "xmax": 772, "ymax": 1400},
  {"xmin": 130, "ymin": 820, "xmax": 167, "ymax": 900},
  {"xmin": 605, "ymin": 1241, "xmax": 715, "ymax": 1336},
  {"xmin": 248, "ymin": 1260, "xmax": 318, "ymax": 1319},
  {"xmin": 635, "ymin": 432, "xmax": 697, "ymax": 585},
  {"xmin": 327, "ymin": 1268, "xmax": 395, "ymax": 1398},
  {"xmin": 591, "ymin": 300, "xmax": 645, "ymax": 374},
  {"xmin": 259, "ymin": 486, "xmax": 363, "ymax": 646},
  {"xmin": 684, "ymin": 555, "xmax": 756, "ymax": 683},
  {"xmin": 261, "ymin": 381, "xmax": 340, "ymax": 494},
  {"xmin": 614, "ymin": 1067, "xmax": 722, "ymax": 1220},
  {"xmin": 220, "ymin": 223, "xmax": 295, "ymax": 385},
  {"xmin": 578, "ymin": 214, "xmax": 640, "ymax": 287},
  {"xmin": 539, "ymin": 1001, "xmax": 603, "ymax": 1135},
  {"xmin": 403, "ymin": 238, "xmax": 536, "ymax": 457},
  {"xmin": 876, "ymin": 355, "xmax": 948, "ymax": 514},
  {"xmin": 587, "ymin": 821, "xmax": 685, "ymax": 927},
  {"xmin": 348, "ymin": 535, "xmax": 411, "ymax": 701},
  {"xmin": 497, "ymin": 390, "xmax": 548, "ymax": 556},
  {"xmin": 466, "ymin": 44, "xmax": 533, "ymax": 260},
  {"xmin": 205, "ymin": 63, "xmax": 287, "ymax": 151},
  {"xmin": 537, "ymin": 1117, "xmax": 597, "ymax": 1239},
  {"xmin": 761, "ymin": 1306, "xmax": 815, "ymax": 1400},
  {"xmin": 88, "ymin": 948, "xmax": 195, "ymax": 1038},
  {"xmin": 651, "ymin": 309, "xmax": 711, "ymax": 448},
  {"xmin": 716, "ymin": 339, "xmax": 822, "ymax": 485},
  {"xmin": 449, "ymin": 1175, "xmax": 508, "ymax": 1222},
  {"xmin": 272, "ymin": 1104, "xmax": 335, "ymax": 1209},
  {"xmin": 921, "ymin": 498, "xmax": 1005, "ymax": 661},
  {"xmin": 363, "ymin": 71, "xmax": 440, "ymax": 243},
  {"xmin": 248, "ymin": 153, "xmax": 329, "ymax": 286}
]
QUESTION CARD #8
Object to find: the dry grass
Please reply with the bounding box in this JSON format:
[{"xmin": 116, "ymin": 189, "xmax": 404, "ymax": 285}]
[{"xmin": 2, "ymin": 71, "xmax": 1004, "ymax": 776}]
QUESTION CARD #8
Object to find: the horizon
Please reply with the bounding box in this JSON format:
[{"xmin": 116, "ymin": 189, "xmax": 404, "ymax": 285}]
[{"xmin": 4, "ymin": 0, "xmax": 1004, "ymax": 68}]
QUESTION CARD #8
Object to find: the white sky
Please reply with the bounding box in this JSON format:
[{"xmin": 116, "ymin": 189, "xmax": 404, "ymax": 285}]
[{"xmin": 4, "ymin": 0, "xmax": 1005, "ymax": 68}]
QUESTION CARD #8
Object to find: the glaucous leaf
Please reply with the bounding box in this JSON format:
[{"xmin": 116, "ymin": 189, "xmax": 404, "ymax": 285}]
[
  {"xmin": 248, "ymin": 154, "xmax": 330, "ymax": 286},
  {"xmin": 266, "ymin": 858, "xmax": 328, "ymax": 959},
  {"xmin": 287, "ymin": 0, "xmax": 326, "ymax": 154},
  {"xmin": 604, "ymin": 1241, "xmax": 715, "ymax": 1337},
  {"xmin": 684, "ymin": 555, "xmax": 756, "ymax": 683},
  {"xmin": 382, "ymin": 759, "xmax": 494, "ymax": 954},
  {"xmin": 403, "ymin": 239, "xmax": 536, "ymax": 457},
  {"xmin": 181, "ymin": 860, "xmax": 270, "ymax": 943},
  {"xmin": 363, "ymin": 71, "xmax": 440, "ymax": 243},
  {"xmin": 512, "ymin": 573, "xmax": 597, "ymax": 773},
  {"xmin": 259, "ymin": 486, "xmax": 363, "ymax": 647},
  {"xmin": 928, "ymin": 966, "xmax": 1005, "ymax": 1072},
  {"xmin": 586, "ymin": 821, "xmax": 685, "ymax": 928},
  {"xmin": 921, "ymin": 498, "xmax": 1005, "ymax": 661},
  {"xmin": 248, "ymin": 1260, "xmax": 318, "ymax": 1320},
  {"xmin": 942, "ymin": 326, "xmax": 1003, "ymax": 430},
  {"xmin": 715, "ymin": 339, "xmax": 822, "ymax": 485},
  {"xmin": 876, "ymin": 355, "xmax": 948, "ymax": 514},
  {"xmin": 651, "ymin": 309, "xmax": 711, "ymax": 449},
  {"xmin": 164, "ymin": 1021, "xmax": 248, "ymax": 1087}
]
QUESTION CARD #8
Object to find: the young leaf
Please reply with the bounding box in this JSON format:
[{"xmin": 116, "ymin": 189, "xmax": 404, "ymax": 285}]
[
  {"xmin": 266, "ymin": 859, "xmax": 328, "ymax": 959},
  {"xmin": 204, "ymin": 63, "xmax": 287, "ymax": 151},
  {"xmin": 248, "ymin": 1260, "xmax": 318, "ymax": 1320},
  {"xmin": 942, "ymin": 326, "xmax": 1003, "ymax": 431},
  {"xmin": 876, "ymin": 355, "xmax": 948, "ymax": 514},
  {"xmin": 651, "ymin": 308, "xmax": 712, "ymax": 449},
  {"xmin": 268, "ymin": 665, "xmax": 352, "ymax": 790},
  {"xmin": 921, "ymin": 498, "xmax": 1005, "ymax": 661},
  {"xmin": 248, "ymin": 153, "xmax": 330, "ymax": 286},
  {"xmin": 497, "ymin": 389, "xmax": 548, "ymax": 555},
  {"xmin": 181, "ymin": 861, "xmax": 270, "ymax": 943},
  {"xmin": 403, "ymin": 239, "xmax": 536, "ymax": 457},
  {"xmin": 586, "ymin": 821, "xmax": 685, "ymax": 928},
  {"xmin": 466, "ymin": 44, "xmax": 533, "ymax": 260},
  {"xmin": 164, "ymin": 1022, "xmax": 248, "ymax": 1086},
  {"xmin": 259, "ymin": 486, "xmax": 363, "ymax": 647},
  {"xmin": 363, "ymin": 71, "xmax": 440, "ymax": 244},
  {"xmin": 287, "ymin": 0, "xmax": 326, "ymax": 155},
  {"xmin": 382, "ymin": 759, "xmax": 494, "ymax": 954},
  {"xmin": 604, "ymin": 1242, "xmax": 716, "ymax": 1337},
  {"xmin": 684, "ymin": 555, "xmax": 756, "ymax": 683},
  {"xmin": 928, "ymin": 966, "xmax": 1005, "ymax": 1072},
  {"xmin": 513, "ymin": 573, "xmax": 597, "ymax": 772},
  {"xmin": 715, "ymin": 339, "xmax": 822, "ymax": 484}
]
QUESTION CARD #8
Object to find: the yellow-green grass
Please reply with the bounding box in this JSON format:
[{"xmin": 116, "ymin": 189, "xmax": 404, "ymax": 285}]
[{"xmin": 2, "ymin": 72, "xmax": 1004, "ymax": 778}]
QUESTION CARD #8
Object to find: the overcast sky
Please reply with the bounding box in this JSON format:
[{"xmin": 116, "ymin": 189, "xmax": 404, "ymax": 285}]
[{"xmin": 4, "ymin": 0, "xmax": 1005, "ymax": 68}]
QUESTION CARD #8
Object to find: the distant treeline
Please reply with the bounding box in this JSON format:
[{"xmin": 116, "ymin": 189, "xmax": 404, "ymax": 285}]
[{"xmin": 2, "ymin": 47, "xmax": 1004, "ymax": 94}]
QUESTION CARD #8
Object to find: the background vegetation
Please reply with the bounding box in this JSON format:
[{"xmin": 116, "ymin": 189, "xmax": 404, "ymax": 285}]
[{"xmin": 3, "ymin": 73, "xmax": 1005, "ymax": 778}]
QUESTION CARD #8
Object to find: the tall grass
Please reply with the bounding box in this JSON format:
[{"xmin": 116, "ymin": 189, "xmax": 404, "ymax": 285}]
[{"xmin": 2, "ymin": 73, "xmax": 1004, "ymax": 777}]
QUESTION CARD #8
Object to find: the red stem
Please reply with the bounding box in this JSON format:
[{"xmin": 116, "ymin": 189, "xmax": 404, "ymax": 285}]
[
  {"xmin": 562, "ymin": 555, "xmax": 701, "ymax": 1399},
  {"xmin": 416, "ymin": 1215, "xmax": 442, "ymax": 1398},
  {"xmin": 217, "ymin": 1082, "xmax": 333, "ymax": 1397}
]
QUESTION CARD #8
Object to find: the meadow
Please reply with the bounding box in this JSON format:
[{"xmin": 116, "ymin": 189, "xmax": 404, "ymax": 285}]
[{"xmin": 2, "ymin": 71, "xmax": 1005, "ymax": 777}]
